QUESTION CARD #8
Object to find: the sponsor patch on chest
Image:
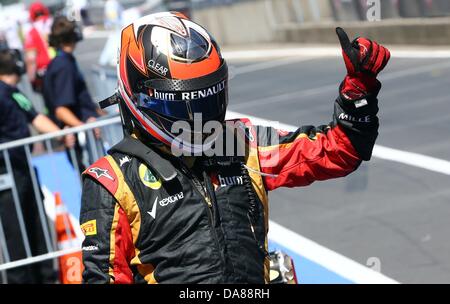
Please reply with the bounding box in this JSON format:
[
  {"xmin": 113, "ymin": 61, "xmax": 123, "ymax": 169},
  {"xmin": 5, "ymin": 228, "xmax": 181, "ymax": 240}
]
[
  {"xmin": 139, "ymin": 163, "xmax": 162, "ymax": 190},
  {"xmin": 147, "ymin": 192, "xmax": 184, "ymax": 219},
  {"xmin": 80, "ymin": 220, "xmax": 97, "ymax": 236},
  {"xmin": 159, "ymin": 192, "xmax": 184, "ymax": 207},
  {"xmin": 215, "ymin": 174, "xmax": 244, "ymax": 188}
]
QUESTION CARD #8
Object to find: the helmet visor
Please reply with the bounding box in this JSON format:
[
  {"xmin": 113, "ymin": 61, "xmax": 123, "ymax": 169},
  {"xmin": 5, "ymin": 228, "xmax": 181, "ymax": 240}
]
[{"xmin": 136, "ymin": 79, "xmax": 228, "ymax": 121}]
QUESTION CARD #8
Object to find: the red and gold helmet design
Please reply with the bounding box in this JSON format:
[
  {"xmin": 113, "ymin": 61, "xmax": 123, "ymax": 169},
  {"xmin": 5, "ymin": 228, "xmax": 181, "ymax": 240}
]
[{"xmin": 110, "ymin": 12, "xmax": 228, "ymax": 152}]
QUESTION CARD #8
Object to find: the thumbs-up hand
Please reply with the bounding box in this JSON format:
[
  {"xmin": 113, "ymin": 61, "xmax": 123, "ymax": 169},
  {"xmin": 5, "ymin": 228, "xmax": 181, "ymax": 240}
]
[
  {"xmin": 335, "ymin": 27, "xmax": 390, "ymax": 101},
  {"xmin": 336, "ymin": 27, "xmax": 390, "ymax": 77}
]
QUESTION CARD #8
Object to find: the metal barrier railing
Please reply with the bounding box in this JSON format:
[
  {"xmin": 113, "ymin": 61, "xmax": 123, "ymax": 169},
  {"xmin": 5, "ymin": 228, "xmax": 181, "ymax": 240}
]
[{"xmin": 0, "ymin": 115, "xmax": 122, "ymax": 282}]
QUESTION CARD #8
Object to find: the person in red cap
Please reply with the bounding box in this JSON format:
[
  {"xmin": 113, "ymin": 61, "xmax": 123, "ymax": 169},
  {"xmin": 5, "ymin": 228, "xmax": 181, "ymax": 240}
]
[{"xmin": 24, "ymin": 1, "xmax": 55, "ymax": 94}]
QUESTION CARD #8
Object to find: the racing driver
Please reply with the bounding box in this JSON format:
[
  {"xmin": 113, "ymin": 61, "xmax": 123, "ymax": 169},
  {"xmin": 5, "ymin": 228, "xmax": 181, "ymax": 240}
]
[{"xmin": 80, "ymin": 12, "xmax": 390, "ymax": 283}]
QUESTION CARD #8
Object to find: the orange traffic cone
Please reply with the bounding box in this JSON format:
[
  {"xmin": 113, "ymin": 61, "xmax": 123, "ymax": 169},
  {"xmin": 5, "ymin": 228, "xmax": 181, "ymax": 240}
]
[{"xmin": 55, "ymin": 192, "xmax": 83, "ymax": 284}]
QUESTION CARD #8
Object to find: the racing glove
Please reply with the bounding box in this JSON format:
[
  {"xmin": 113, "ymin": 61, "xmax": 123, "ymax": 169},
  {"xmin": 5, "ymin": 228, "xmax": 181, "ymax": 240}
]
[
  {"xmin": 333, "ymin": 28, "xmax": 390, "ymax": 161},
  {"xmin": 336, "ymin": 27, "xmax": 390, "ymax": 101}
]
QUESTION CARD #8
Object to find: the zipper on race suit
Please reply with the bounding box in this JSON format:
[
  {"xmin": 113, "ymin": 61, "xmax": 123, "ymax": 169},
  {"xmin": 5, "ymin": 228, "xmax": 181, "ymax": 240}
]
[
  {"xmin": 178, "ymin": 159, "xmax": 215, "ymax": 213},
  {"xmin": 241, "ymin": 163, "xmax": 270, "ymax": 259},
  {"xmin": 202, "ymin": 171, "xmax": 221, "ymax": 224},
  {"xmin": 177, "ymin": 160, "xmax": 226, "ymax": 269}
]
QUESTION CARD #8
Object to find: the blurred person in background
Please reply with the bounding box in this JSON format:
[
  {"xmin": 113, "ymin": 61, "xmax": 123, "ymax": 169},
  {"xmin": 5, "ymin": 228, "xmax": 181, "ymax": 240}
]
[
  {"xmin": 0, "ymin": 31, "xmax": 7, "ymax": 50},
  {"xmin": 80, "ymin": 13, "xmax": 390, "ymax": 283},
  {"xmin": 0, "ymin": 49, "xmax": 69, "ymax": 284},
  {"xmin": 24, "ymin": 1, "xmax": 55, "ymax": 94},
  {"xmin": 104, "ymin": 0, "xmax": 124, "ymax": 30},
  {"xmin": 43, "ymin": 16, "xmax": 101, "ymax": 172},
  {"xmin": 0, "ymin": 14, "xmax": 25, "ymax": 51}
]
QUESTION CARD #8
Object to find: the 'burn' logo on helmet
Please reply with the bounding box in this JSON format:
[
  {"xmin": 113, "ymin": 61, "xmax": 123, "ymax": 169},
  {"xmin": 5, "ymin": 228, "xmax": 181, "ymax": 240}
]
[{"xmin": 153, "ymin": 80, "xmax": 226, "ymax": 101}]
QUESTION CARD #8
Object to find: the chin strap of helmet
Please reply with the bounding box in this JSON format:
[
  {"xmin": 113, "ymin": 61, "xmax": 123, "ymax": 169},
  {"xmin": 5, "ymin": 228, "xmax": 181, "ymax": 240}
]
[
  {"xmin": 109, "ymin": 136, "xmax": 178, "ymax": 182},
  {"xmin": 99, "ymin": 92, "xmax": 120, "ymax": 109},
  {"xmin": 100, "ymin": 92, "xmax": 165, "ymax": 149},
  {"xmin": 99, "ymin": 92, "xmax": 135, "ymax": 138}
]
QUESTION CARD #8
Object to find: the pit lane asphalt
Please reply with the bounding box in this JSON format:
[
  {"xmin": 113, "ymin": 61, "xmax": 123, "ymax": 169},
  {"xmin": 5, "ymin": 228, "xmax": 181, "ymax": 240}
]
[{"xmin": 77, "ymin": 37, "xmax": 450, "ymax": 283}]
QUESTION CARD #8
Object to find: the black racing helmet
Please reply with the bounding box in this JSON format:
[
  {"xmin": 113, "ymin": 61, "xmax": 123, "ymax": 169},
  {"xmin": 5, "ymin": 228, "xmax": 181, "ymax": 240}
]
[{"xmin": 101, "ymin": 12, "xmax": 228, "ymax": 154}]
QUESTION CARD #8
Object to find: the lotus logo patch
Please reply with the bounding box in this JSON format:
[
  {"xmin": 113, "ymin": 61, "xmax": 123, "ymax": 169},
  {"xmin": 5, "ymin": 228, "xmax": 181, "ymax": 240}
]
[{"xmin": 139, "ymin": 164, "xmax": 162, "ymax": 190}]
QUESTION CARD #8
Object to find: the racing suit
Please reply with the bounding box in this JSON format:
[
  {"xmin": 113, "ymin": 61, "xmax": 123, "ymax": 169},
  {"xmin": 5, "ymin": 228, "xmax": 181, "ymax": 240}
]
[{"xmin": 80, "ymin": 86, "xmax": 380, "ymax": 284}]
